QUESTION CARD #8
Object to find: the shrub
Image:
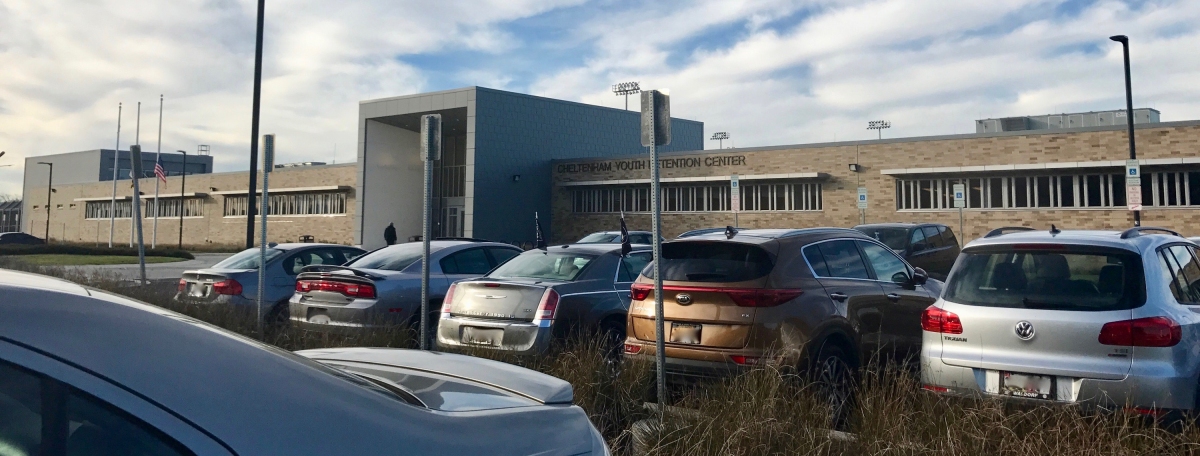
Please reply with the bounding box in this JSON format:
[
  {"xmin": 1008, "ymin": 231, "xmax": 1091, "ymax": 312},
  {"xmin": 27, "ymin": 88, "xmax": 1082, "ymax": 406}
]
[{"xmin": 0, "ymin": 243, "xmax": 194, "ymax": 260}]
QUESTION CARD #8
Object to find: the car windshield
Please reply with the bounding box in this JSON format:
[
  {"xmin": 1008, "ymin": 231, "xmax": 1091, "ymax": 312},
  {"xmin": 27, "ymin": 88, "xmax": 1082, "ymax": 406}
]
[
  {"xmin": 944, "ymin": 248, "xmax": 1145, "ymax": 311},
  {"xmin": 211, "ymin": 248, "xmax": 285, "ymax": 269},
  {"xmin": 488, "ymin": 251, "xmax": 596, "ymax": 281},
  {"xmin": 348, "ymin": 243, "xmax": 426, "ymax": 271},
  {"xmin": 645, "ymin": 241, "xmax": 774, "ymax": 283},
  {"xmin": 577, "ymin": 233, "xmax": 620, "ymax": 243},
  {"xmin": 858, "ymin": 227, "xmax": 908, "ymax": 251}
]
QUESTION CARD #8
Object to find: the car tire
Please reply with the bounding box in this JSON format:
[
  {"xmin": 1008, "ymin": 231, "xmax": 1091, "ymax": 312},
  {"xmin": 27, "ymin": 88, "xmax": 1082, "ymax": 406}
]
[
  {"xmin": 806, "ymin": 342, "xmax": 856, "ymax": 430},
  {"xmin": 265, "ymin": 300, "xmax": 290, "ymax": 325}
]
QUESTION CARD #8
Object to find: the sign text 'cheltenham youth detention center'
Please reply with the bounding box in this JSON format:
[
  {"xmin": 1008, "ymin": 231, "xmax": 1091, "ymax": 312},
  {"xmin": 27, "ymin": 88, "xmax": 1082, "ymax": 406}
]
[{"xmin": 556, "ymin": 155, "xmax": 747, "ymax": 174}]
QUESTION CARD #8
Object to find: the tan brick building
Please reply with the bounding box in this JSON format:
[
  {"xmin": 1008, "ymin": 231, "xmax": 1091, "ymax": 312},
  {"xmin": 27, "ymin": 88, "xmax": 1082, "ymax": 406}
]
[
  {"xmin": 23, "ymin": 163, "xmax": 356, "ymax": 248},
  {"xmin": 551, "ymin": 119, "xmax": 1200, "ymax": 244}
]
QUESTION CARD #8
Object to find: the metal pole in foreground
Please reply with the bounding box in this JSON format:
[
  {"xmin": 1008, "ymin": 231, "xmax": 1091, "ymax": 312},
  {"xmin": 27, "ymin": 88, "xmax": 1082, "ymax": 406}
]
[
  {"xmin": 178, "ymin": 150, "xmax": 187, "ymax": 250},
  {"xmin": 1111, "ymin": 35, "xmax": 1140, "ymax": 227},
  {"xmin": 640, "ymin": 90, "xmax": 667, "ymax": 412},
  {"xmin": 257, "ymin": 134, "xmax": 274, "ymax": 339},
  {"xmin": 128, "ymin": 146, "xmax": 147, "ymax": 285},
  {"xmin": 37, "ymin": 162, "xmax": 52, "ymax": 242},
  {"xmin": 420, "ymin": 114, "xmax": 442, "ymax": 350},
  {"xmin": 109, "ymin": 104, "xmax": 122, "ymax": 248},
  {"xmin": 152, "ymin": 95, "xmax": 163, "ymax": 249},
  {"xmin": 246, "ymin": 0, "xmax": 266, "ymax": 249}
]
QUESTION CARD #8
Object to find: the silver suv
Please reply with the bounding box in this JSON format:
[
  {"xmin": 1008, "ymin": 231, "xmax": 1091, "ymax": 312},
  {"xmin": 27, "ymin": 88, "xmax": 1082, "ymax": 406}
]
[{"xmin": 921, "ymin": 226, "xmax": 1200, "ymax": 417}]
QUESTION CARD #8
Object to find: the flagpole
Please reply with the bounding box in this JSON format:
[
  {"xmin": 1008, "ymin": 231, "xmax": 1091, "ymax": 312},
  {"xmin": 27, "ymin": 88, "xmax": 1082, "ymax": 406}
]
[
  {"xmin": 108, "ymin": 103, "xmax": 122, "ymax": 248},
  {"xmin": 152, "ymin": 95, "xmax": 163, "ymax": 249},
  {"xmin": 131, "ymin": 102, "xmax": 140, "ymax": 247}
]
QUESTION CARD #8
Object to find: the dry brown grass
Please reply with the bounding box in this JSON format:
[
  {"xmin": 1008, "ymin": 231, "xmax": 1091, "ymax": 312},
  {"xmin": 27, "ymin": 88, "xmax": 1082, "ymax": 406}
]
[{"xmin": 6, "ymin": 257, "xmax": 1200, "ymax": 455}]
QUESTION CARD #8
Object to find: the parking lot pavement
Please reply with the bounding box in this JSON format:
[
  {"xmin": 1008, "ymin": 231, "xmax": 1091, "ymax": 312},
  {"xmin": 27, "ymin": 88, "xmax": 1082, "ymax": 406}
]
[{"xmin": 64, "ymin": 252, "xmax": 234, "ymax": 281}]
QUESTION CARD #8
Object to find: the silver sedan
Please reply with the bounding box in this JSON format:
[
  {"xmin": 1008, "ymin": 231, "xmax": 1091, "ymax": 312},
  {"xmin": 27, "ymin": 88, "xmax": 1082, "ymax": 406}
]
[{"xmin": 0, "ymin": 268, "xmax": 608, "ymax": 455}]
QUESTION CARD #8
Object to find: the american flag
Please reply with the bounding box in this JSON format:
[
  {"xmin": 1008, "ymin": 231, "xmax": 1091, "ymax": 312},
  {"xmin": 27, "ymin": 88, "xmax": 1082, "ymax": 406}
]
[{"xmin": 154, "ymin": 158, "xmax": 167, "ymax": 183}]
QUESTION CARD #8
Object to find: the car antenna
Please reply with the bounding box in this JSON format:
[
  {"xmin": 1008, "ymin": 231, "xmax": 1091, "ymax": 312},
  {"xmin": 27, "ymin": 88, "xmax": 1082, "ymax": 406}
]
[
  {"xmin": 725, "ymin": 225, "xmax": 738, "ymax": 239},
  {"xmin": 1049, "ymin": 224, "xmax": 1061, "ymax": 235}
]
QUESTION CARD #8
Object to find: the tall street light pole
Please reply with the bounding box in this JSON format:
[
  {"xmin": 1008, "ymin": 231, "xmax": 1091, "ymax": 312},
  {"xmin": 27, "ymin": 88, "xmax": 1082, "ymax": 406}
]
[
  {"xmin": 246, "ymin": 0, "xmax": 266, "ymax": 248},
  {"xmin": 1111, "ymin": 34, "xmax": 1140, "ymax": 227},
  {"xmin": 179, "ymin": 150, "xmax": 188, "ymax": 249},
  {"xmin": 612, "ymin": 82, "xmax": 641, "ymax": 110},
  {"xmin": 37, "ymin": 162, "xmax": 53, "ymax": 242}
]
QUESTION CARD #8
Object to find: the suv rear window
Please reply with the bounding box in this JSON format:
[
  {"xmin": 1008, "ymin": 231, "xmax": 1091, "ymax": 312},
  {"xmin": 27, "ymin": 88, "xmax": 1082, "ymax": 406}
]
[
  {"xmin": 944, "ymin": 246, "xmax": 1145, "ymax": 311},
  {"xmin": 645, "ymin": 242, "xmax": 773, "ymax": 282}
]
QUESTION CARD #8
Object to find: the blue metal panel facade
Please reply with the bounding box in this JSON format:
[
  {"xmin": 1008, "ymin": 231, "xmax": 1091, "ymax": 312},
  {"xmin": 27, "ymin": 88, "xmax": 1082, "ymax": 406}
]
[
  {"xmin": 471, "ymin": 87, "xmax": 703, "ymax": 244},
  {"xmin": 98, "ymin": 149, "xmax": 213, "ymax": 181}
]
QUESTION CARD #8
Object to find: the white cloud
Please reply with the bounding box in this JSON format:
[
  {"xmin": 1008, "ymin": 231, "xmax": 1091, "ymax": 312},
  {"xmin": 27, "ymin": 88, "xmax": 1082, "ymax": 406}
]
[{"xmin": 1, "ymin": 0, "xmax": 1198, "ymax": 200}]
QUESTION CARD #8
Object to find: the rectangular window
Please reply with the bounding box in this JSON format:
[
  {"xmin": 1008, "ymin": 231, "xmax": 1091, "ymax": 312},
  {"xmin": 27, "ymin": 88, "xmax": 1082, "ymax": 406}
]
[
  {"xmin": 144, "ymin": 198, "xmax": 203, "ymax": 217},
  {"xmin": 84, "ymin": 201, "xmax": 133, "ymax": 219},
  {"xmin": 224, "ymin": 192, "xmax": 347, "ymax": 217},
  {"xmin": 895, "ymin": 170, "xmax": 1194, "ymax": 210}
]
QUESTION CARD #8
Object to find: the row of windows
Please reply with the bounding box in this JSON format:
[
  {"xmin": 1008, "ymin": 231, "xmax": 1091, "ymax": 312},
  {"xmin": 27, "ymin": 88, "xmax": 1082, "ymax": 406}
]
[
  {"xmin": 898, "ymin": 171, "xmax": 1200, "ymax": 210},
  {"xmin": 84, "ymin": 199, "xmax": 204, "ymax": 219},
  {"xmin": 571, "ymin": 181, "xmax": 822, "ymax": 213},
  {"xmin": 223, "ymin": 192, "xmax": 347, "ymax": 217}
]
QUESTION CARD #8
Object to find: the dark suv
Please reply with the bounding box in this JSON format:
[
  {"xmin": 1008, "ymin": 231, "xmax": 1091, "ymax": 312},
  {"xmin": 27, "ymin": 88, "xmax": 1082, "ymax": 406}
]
[
  {"xmin": 853, "ymin": 223, "xmax": 960, "ymax": 281},
  {"xmin": 624, "ymin": 228, "xmax": 942, "ymax": 421}
]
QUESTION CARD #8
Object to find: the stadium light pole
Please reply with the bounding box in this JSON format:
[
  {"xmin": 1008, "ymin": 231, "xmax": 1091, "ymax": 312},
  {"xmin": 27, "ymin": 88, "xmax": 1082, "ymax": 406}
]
[
  {"xmin": 710, "ymin": 132, "xmax": 730, "ymax": 149},
  {"xmin": 867, "ymin": 120, "xmax": 891, "ymax": 140},
  {"xmin": 612, "ymin": 82, "xmax": 641, "ymax": 110},
  {"xmin": 37, "ymin": 162, "xmax": 53, "ymax": 242},
  {"xmin": 1110, "ymin": 35, "xmax": 1140, "ymax": 227}
]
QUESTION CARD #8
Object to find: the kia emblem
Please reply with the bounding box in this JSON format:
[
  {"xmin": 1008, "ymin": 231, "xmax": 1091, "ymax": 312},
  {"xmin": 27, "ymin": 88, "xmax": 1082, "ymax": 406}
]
[{"xmin": 675, "ymin": 293, "xmax": 693, "ymax": 305}]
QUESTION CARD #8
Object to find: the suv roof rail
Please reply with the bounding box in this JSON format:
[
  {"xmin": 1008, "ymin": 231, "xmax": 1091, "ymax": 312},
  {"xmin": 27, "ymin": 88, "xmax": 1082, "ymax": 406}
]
[
  {"xmin": 778, "ymin": 227, "xmax": 864, "ymax": 239},
  {"xmin": 984, "ymin": 226, "xmax": 1036, "ymax": 238},
  {"xmin": 1119, "ymin": 226, "xmax": 1182, "ymax": 239}
]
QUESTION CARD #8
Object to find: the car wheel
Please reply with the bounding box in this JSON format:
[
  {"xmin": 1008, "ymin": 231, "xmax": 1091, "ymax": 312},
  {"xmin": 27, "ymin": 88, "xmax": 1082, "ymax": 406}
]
[
  {"xmin": 807, "ymin": 342, "xmax": 855, "ymax": 430},
  {"xmin": 265, "ymin": 300, "xmax": 290, "ymax": 325}
]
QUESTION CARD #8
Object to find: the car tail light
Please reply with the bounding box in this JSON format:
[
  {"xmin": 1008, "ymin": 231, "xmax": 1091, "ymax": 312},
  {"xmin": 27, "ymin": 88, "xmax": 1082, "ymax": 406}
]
[
  {"xmin": 442, "ymin": 283, "xmax": 458, "ymax": 314},
  {"xmin": 295, "ymin": 280, "xmax": 376, "ymax": 299},
  {"xmin": 922, "ymin": 384, "xmax": 949, "ymax": 393},
  {"xmin": 212, "ymin": 279, "xmax": 243, "ymax": 296},
  {"xmin": 1099, "ymin": 317, "xmax": 1181, "ymax": 347},
  {"xmin": 177, "ymin": 279, "xmax": 186, "ymax": 292},
  {"xmin": 724, "ymin": 289, "xmax": 803, "ymax": 307},
  {"xmin": 629, "ymin": 284, "xmax": 801, "ymax": 307},
  {"xmin": 731, "ymin": 355, "xmax": 762, "ymax": 365},
  {"xmin": 624, "ymin": 343, "xmax": 641, "ymax": 355},
  {"xmin": 1127, "ymin": 406, "xmax": 1168, "ymax": 418},
  {"xmin": 921, "ymin": 306, "xmax": 963, "ymax": 334},
  {"xmin": 533, "ymin": 288, "xmax": 560, "ymax": 322},
  {"xmin": 630, "ymin": 283, "xmax": 652, "ymax": 301}
]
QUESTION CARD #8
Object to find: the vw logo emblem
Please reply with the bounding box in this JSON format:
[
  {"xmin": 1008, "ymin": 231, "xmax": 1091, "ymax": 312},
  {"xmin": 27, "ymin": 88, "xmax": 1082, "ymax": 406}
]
[
  {"xmin": 1014, "ymin": 321, "xmax": 1035, "ymax": 341},
  {"xmin": 675, "ymin": 293, "xmax": 693, "ymax": 305}
]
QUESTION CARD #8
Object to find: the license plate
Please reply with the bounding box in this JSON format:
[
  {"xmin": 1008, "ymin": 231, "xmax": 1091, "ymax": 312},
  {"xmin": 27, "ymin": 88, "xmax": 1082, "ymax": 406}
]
[
  {"xmin": 669, "ymin": 322, "xmax": 702, "ymax": 344},
  {"xmin": 461, "ymin": 327, "xmax": 503, "ymax": 347},
  {"xmin": 187, "ymin": 283, "xmax": 208, "ymax": 298},
  {"xmin": 308, "ymin": 314, "xmax": 331, "ymax": 325},
  {"xmin": 999, "ymin": 372, "xmax": 1054, "ymax": 400}
]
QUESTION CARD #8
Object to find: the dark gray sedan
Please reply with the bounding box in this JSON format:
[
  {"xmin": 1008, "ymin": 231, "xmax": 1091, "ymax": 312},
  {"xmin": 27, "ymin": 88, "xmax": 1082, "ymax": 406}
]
[
  {"xmin": 437, "ymin": 244, "xmax": 652, "ymax": 356},
  {"xmin": 290, "ymin": 240, "xmax": 522, "ymax": 332},
  {"xmin": 175, "ymin": 243, "xmax": 366, "ymax": 321},
  {"xmin": 0, "ymin": 269, "xmax": 608, "ymax": 455}
]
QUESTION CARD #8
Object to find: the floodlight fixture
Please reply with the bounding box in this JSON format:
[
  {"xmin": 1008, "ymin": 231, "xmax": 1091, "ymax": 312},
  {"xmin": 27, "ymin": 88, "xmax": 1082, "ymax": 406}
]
[
  {"xmin": 867, "ymin": 120, "xmax": 891, "ymax": 140},
  {"xmin": 710, "ymin": 131, "xmax": 730, "ymax": 149},
  {"xmin": 612, "ymin": 81, "xmax": 641, "ymax": 110}
]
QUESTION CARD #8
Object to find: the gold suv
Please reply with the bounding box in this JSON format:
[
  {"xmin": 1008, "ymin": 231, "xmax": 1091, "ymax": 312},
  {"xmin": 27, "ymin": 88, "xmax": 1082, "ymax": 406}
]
[{"xmin": 624, "ymin": 228, "xmax": 940, "ymax": 380}]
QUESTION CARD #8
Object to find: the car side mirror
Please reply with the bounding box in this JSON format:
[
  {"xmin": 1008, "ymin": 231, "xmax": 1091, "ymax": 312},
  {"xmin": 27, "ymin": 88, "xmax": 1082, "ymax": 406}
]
[
  {"xmin": 890, "ymin": 271, "xmax": 911, "ymax": 285},
  {"xmin": 912, "ymin": 267, "xmax": 929, "ymax": 285}
]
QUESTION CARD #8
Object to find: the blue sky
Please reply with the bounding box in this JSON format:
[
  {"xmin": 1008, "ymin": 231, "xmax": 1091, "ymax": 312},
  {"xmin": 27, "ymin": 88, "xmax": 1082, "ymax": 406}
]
[{"xmin": 1, "ymin": 0, "xmax": 1198, "ymax": 196}]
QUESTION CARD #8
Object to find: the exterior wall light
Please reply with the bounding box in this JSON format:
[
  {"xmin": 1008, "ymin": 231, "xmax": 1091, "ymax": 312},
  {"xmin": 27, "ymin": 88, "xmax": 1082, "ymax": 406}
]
[{"xmin": 849, "ymin": 163, "xmax": 862, "ymax": 172}]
